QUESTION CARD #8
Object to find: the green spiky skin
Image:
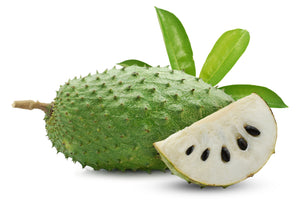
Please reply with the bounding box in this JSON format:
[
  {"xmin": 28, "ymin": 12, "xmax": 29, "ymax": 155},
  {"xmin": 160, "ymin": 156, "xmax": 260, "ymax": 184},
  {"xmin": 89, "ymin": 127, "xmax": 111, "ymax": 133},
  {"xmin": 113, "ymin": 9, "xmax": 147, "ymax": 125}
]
[{"xmin": 45, "ymin": 66, "xmax": 234, "ymax": 172}]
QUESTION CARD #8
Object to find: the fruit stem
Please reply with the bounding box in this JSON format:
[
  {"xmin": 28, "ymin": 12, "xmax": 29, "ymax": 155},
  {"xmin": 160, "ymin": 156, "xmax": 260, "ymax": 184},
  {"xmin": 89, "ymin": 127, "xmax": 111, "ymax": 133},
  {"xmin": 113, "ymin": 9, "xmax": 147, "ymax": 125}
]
[{"xmin": 12, "ymin": 100, "xmax": 51, "ymax": 114}]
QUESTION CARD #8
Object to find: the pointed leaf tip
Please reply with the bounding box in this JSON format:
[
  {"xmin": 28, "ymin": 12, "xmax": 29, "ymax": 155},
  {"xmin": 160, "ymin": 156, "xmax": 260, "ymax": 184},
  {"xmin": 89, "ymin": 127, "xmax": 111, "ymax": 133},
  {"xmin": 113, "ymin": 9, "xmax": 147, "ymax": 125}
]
[
  {"xmin": 220, "ymin": 84, "xmax": 288, "ymax": 108},
  {"xmin": 156, "ymin": 7, "xmax": 196, "ymax": 76},
  {"xmin": 118, "ymin": 59, "xmax": 152, "ymax": 68},
  {"xmin": 200, "ymin": 29, "xmax": 250, "ymax": 86}
]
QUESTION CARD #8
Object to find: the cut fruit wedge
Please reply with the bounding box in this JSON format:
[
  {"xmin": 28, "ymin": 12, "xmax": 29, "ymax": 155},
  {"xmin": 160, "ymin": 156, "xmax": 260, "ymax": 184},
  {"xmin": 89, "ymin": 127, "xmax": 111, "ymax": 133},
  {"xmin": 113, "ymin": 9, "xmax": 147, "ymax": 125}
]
[{"xmin": 153, "ymin": 93, "xmax": 277, "ymax": 187}]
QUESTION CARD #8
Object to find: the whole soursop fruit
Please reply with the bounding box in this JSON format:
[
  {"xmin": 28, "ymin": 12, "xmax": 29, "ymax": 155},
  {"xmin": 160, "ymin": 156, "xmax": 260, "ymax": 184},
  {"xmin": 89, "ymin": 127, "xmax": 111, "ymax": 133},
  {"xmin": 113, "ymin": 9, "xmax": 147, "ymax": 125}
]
[
  {"xmin": 154, "ymin": 93, "xmax": 277, "ymax": 186},
  {"xmin": 13, "ymin": 66, "xmax": 234, "ymax": 172}
]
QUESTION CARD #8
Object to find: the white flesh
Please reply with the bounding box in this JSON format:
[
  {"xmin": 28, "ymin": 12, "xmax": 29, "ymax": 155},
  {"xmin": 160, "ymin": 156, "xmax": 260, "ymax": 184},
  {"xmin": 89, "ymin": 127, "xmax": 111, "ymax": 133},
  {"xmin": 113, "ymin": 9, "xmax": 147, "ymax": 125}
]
[{"xmin": 154, "ymin": 93, "xmax": 277, "ymax": 186}]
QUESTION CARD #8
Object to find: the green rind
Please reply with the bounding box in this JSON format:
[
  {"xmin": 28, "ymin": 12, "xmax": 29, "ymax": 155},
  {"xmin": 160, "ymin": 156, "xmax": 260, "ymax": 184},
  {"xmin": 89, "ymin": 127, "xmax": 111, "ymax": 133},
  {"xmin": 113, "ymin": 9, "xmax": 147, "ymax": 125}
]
[
  {"xmin": 46, "ymin": 66, "xmax": 233, "ymax": 171},
  {"xmin": 154, "ymin": 143, "xmax": 233, "ymax": 188},
  {"xmin": 155, "ymin": 140, "xmax": 275, "ymax": 187}
]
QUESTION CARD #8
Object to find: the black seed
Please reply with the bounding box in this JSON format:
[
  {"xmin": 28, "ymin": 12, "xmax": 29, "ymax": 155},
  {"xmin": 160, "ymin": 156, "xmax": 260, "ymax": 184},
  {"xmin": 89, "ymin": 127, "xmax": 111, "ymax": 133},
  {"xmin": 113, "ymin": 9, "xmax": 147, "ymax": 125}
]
[
  {"xmin": 245, "ymin": 125, "xmax": 260, "ymax": 136},
  {"xmin": 185, "ymin": 145, "xmax": 194, "ymax": 155},
  {"xmin": 237, "ymin": 137, "xmax": 248, "ymax": 150},
  {"xmin": 221, "ymin": 146, "xmax": 230, "ymax": 162},
  {"xmin": 201, "ymin": 148, "xmax": 210, "ymax": 161}
]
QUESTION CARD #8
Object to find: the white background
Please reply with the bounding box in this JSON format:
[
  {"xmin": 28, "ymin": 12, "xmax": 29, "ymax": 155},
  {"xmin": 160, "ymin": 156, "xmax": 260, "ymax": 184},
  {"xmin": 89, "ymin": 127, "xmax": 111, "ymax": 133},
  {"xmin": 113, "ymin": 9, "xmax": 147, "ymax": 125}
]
[{"xmin": 0, "ymin": 0, "xmax": 298, "ymax": 212}]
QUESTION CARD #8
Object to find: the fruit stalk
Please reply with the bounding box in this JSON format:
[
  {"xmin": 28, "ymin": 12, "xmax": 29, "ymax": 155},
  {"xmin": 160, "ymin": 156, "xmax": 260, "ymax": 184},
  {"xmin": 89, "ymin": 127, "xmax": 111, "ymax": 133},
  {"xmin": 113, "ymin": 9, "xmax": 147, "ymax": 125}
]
[{"xmin": 12, "ymin": 100, "xmax": 50, "ymax": 113}]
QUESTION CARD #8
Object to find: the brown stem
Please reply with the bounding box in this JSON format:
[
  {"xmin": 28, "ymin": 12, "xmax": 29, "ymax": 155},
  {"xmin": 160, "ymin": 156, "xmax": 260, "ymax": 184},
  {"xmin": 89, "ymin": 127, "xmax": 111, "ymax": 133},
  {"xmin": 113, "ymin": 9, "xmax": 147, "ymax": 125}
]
[{"xmin": 12, "ymin": 100, "xmax": 51, "ymax": 114}]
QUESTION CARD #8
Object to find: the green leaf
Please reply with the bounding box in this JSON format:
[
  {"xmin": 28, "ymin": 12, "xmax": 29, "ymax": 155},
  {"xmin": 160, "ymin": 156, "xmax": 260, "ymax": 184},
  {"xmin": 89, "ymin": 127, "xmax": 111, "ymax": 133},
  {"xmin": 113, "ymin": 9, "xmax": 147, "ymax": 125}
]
[
  {"xmin": 155, "ymin": 7, "xmax": 196, "ymax": 76},
  {"xmin": 200, "ymin": 29, "xmax": 250, "ymax": 86},
  {"xmin": 219, "ymin": 84, "xmax": 288, "ymax": 108},
  {"xmin": 118, "ymin": 59, "xmax": 152, "ymax": 68}
]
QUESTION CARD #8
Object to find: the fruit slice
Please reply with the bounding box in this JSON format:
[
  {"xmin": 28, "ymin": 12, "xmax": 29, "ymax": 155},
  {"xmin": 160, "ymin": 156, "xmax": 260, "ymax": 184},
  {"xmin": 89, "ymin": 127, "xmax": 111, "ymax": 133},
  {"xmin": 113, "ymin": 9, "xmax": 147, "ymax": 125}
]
[{"xmin": 153, "ymin": 93, "xmax": 277, "ymax": 187}]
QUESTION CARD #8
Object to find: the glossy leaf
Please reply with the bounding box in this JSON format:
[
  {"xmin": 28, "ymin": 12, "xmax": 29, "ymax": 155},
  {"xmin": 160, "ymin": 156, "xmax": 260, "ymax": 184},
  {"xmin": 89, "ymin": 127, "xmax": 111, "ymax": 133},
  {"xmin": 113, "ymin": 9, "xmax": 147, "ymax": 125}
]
[
  {"xmin": 220, "ymin": 84, "xmax": 288, "ymax": 108},
  {"xmin": 118, "ymin": 59, "xmax": 152, "ymax": 68},
  {"xmin": 200, "ymin": 29, "xmax": 250, "ymax": 86},
  {"xmin": 155, "ymin": 7, "xmax": 196, "ymax": 76}
]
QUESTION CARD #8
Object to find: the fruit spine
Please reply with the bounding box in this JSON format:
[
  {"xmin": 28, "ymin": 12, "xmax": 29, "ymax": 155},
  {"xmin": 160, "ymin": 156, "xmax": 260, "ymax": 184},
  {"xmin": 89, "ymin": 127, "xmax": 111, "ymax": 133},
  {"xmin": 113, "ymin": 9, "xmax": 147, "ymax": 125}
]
[{"xmin": 13, "ymin": 66, "xmax": 234, "ymax": 172}]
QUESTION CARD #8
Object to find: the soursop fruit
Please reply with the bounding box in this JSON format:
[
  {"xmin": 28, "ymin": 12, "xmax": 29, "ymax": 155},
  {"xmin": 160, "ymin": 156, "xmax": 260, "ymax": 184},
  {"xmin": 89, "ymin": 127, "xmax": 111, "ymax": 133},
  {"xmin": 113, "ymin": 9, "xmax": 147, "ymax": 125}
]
[
  {"xmin": 154, "ymin": 93, "xmax": 277, "ymax": 186},
  {"xmin": 13, "ymin": 65, "xmax": 234, "ymax": 172}
]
